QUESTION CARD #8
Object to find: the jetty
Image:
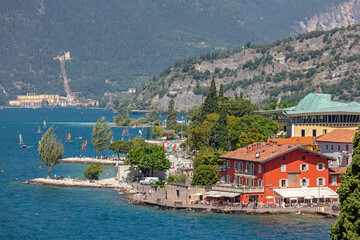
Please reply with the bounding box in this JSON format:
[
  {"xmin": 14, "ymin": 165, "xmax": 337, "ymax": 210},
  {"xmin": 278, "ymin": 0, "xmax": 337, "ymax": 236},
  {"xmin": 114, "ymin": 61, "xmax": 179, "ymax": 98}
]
[
  {"xmin": 25, "ymin": 177, "xmax": 137, "ymax": 194},
  {"xmin": 60, "ymin": 157, "xmax": 126, "ymax": 166}
]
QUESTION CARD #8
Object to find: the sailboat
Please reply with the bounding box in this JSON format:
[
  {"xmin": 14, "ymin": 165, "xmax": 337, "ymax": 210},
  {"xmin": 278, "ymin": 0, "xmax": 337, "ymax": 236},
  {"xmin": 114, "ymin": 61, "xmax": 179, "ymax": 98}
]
[
  {"xmin": 81, "ymin": 140, "xmax": 87, "ymax": 149},
  {"xmin": 37, "ymin": 126, "xmax": 41, "ymax": 133},
  {"xmin": 66, "ymin": 133, "xmax": 71, "ymax": 142}
]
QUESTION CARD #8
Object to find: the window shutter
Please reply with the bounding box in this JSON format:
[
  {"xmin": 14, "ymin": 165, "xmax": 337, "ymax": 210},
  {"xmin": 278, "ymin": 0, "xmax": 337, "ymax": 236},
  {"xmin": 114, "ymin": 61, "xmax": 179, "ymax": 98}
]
[
  {"xmin": 306, "ymin": 164, "xmax": 309, "ymax": 171},
  {"xmin": 299, "ymin": 179, "xmax": 302, "ymax": 186},
  {"xmin": 300, "ymin": 164, "xmax": 302, "ymax": 171},
  {"xmin": 307, "ymin": 179, "xmax": 310, "ymax": 186},
  {"xmin": 279, "ymin": 179, "xmax": 282, "ymax": 187},
  {"xmin": 316, "ymin": 178, "xmax": 319, "ymax": 186},
  {"xmin": 286, "ymin": 179, "xmax": 288, "ymax": 188}
]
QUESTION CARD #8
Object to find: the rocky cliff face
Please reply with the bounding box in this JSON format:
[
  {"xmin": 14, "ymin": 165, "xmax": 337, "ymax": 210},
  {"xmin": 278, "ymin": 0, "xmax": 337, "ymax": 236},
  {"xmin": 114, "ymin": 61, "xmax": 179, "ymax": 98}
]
[
  {"xmin": 294, "ymin": 0, "xmax": 360, "ymax": 33},
  {"xmin": 133, "ymin": 25, "xmax": 360, "ymax": 111}
]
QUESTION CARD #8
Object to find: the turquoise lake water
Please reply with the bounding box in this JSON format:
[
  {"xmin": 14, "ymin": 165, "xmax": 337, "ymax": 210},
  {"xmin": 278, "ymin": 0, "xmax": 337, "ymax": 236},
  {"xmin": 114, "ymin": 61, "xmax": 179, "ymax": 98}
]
[{"xmin": 0, "ymin": 108, "xmax": 334, "ymax": 239}]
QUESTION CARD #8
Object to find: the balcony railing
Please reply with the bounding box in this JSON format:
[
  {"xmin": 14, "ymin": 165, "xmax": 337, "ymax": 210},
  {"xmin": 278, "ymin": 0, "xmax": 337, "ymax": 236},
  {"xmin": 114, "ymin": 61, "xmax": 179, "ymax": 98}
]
[{"xmin": 234, "ymin": 169, "xmax": 256, "ymax": 176}]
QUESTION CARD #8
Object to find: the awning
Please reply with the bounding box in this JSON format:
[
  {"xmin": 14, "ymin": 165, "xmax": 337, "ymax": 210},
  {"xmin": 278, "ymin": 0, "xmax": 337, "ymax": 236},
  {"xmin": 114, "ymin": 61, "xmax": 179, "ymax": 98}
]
[{"xmin": 274, "ymin": 187, "xmax": 338, "ymax": 199}]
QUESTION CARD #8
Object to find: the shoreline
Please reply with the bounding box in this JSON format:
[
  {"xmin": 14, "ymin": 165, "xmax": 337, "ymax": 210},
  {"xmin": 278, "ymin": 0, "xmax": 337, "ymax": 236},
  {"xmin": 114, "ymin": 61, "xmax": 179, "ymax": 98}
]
[
  {"xmin": 23, "ymin": 178, "xmax": 339, "ymax": 218},
  {"xmin": 60, "ymin": 157, "xmax": 126, "ymax": 165}
]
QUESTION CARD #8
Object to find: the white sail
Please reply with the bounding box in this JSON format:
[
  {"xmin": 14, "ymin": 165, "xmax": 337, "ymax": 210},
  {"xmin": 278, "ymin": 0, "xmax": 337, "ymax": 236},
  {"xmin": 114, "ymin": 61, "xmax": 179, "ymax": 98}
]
[{"xmin": 19, "ymin": 134, "xmax": 23, "ymax": 145}]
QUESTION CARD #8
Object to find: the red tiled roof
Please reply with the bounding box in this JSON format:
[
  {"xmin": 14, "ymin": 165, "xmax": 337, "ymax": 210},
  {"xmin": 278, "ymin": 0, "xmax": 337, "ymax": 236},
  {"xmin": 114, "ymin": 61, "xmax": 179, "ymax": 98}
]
[
  {"xmin": 269, "ymin": 137, "xmax": 317, "ymax": 145},
  {"xmin": 219, "ymin": 143, "xmax": 334, "ymax": 163},
  {"xmin": 316, "ymin": 129, "xmax": 357, "ymax": 143},
  {"xmin": 329, "ymin": 167, "xmax": 347, "ymax": 175}
]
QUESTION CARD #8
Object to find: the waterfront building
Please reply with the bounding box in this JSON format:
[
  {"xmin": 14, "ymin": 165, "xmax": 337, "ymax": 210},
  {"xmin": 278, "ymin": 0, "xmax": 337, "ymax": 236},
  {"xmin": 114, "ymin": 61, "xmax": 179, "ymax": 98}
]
[
  {"xmin": 257, "ymin": 93, "xmax": 360, "ymax": 137},
  {"xmin": 316, "ymin": 129, "xmax": 356, "ymax": 167},
  {"xmin": 219, "ymin": 142, "xmax": 337, "ymax": 204},
  {"xmin": 9, "ymin": 93, "xmax": 62, "ymax": 107},
  {"xmin": 329, "ymin": 167, "xmax": 347, "ymax": 192}
]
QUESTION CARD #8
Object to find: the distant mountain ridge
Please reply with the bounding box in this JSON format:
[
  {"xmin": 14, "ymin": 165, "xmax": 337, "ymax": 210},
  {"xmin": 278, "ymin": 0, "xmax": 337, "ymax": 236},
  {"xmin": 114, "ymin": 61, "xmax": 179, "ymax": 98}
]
[
  {"xmin": 0, "ymin": 0, "xmax": 350, "ymax": 105},
  {"xmin": 133, "ymin": 25, "xmax": 360, "ymax": 111}
]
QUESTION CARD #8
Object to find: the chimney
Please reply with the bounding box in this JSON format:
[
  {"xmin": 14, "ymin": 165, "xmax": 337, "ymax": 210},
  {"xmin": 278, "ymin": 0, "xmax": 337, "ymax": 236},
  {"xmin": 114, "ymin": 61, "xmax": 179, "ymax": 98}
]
[
  {"xmin": 246, "ymin": 145, "xmax": 251, "ymax": 153},
  {"xmin": 317, "ymin": 149, "xmax": 321, "ymax": 153},
  {"xmin": 252, "ymin": 144, "xmax": 257, "ymax": 151},
  {"xmin": 257, "ymin": 142, "xmax": 261, "ymax": 149},
  {"xmin": 255, "ymin": 152, "xmax": 260, "ymax": 158},
  {"xmin": 269, "ymin": 140, "xmax": 273, "ymax": 146}
]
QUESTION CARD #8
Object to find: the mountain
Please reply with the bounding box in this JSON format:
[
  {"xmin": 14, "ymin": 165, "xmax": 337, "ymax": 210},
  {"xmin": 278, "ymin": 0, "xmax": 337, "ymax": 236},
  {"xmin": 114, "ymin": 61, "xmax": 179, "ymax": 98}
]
[
  {"xmin": 0, "ymin": 0, "xmax": 350, "ymax": 105},
  {"xmin": 133, "ymin": 25, "xmax": 360, "ymax": 111}
]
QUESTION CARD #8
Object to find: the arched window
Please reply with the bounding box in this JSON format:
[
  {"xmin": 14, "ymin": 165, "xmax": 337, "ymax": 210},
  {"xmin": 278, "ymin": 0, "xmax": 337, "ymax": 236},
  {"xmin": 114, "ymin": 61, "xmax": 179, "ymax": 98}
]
[{"xmin": 258, "ymin": 179, "xmax": 262, "ymax": 187}]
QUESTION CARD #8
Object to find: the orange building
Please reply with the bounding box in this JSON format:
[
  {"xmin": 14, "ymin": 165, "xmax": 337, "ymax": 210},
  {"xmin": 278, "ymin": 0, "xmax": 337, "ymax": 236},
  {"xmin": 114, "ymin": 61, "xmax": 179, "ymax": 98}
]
[
  {"xmin": 329, "ymin": 167, "xmax": 347, "ymax": 192},
  {"xmin": 219, "ymin": 142, "xmax": 338, "ymax": 204}
]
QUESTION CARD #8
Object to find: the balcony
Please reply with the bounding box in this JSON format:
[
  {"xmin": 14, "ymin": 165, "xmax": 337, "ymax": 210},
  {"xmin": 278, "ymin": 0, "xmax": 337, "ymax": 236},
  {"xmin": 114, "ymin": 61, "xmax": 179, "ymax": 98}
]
[
  {"xmin": 216, "ymin": 165, "xmax": 226, "ymax": 172},
  {"xmin": 234, "ymin": 169, "xmax": 257, "ymax": 178}
]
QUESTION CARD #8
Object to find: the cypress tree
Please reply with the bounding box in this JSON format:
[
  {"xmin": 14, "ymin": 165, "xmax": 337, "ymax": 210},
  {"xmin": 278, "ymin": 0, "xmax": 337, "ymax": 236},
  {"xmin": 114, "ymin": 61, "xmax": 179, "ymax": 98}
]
[
  {"xmin": 208, "ymin": 105, "xmax": 229, "ymax": 150},
  {"xmin": 219, "ymin": 84, "xmax": 224, "ymax": 100},
  {"xmin": 330, "ymin": 131, "xmax": 360, "ymax": 239},
  {"xmin": 166, "ymin": 99, "xmax": 177, "ymax": 130},
  {"xmin": 200, "ymin": 79, "xmax": 218, "ymax": 122},
  {"xmin": 146, "ymin": 127, "xmax": 151, "ymax": 140},
  {"xmin": 234, "ymin": 92, "xmax": 238, "ymax": 99}
]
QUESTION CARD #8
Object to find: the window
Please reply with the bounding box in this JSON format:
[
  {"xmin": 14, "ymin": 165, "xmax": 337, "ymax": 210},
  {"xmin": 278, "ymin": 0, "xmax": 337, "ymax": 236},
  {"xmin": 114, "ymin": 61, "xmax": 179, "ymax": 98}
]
[
  {"xmin": 300, "ymin": 164, "xmax": 308, "ymax": 171},
  {"xmin": 312, "ymin": 129, "xmax": 317, "ymax": 137},
  {"xmin": 317, "ymin": 177, "xmax": 325, "ymax": 186},
  {"xmin": 246, "ymin": 178, "xmax": 253, "ymax": 186},
  {"xmin": 226, "ymin": 174, "xmax": 231, "ymax": 183},
  {"xmin": 239, "ymin": 162, "xmax": 243, "ymax": 172},
  {"xmin": 281, "ymin": 164, "xmax": 286, "ymax": 172},
  {"xmin": 227, "ymin": 160, "xmax": 230, "ymax": 168},
  {"xmin": 331, "ymin": 145, "xmax": 334, "ymax": 150},
  {"xmin": 326, "ymin": 145, "xmax": 328, "ymax": 150},
  {"xmin": 258, "ymin": 179, "xmax": 262, "ymax": 187},
  {"xmin": 250, "ymin": 164, "xmax": 254, "ymax": 174},
  {"xmin": 239, "ymin": 177, "xmax": 243, "ymax": 185},
  {"xmin": 301, "ymin": 129, "xmax": 305, "ymax": 137},
  {"xmin": 279, "ymin": 179, "xmax": 288, "ymax": 188},
  {"xmin": 176, "ymin": 190, "xmax": 180, "ymax": 198},
  {"xmin": 283, "ymin": 126, "xmax": 287, "ymax": 132},
  {"xmin": 234, "ymin": 161, "xmax": 237, "ymax": 169},
  {"xmin": 337, "ymin": 157, "xmax": 341, "ymax": 166},
  {"xmin": 300, "ymin": 178, "xmax": 308, "ymax": 187},
  {"xmin": 302, "ymin": 156, "xmax": 306, "ymax": 160},
  {"xmin": 258, "ymin": 164, "xmax": 262, "ymax": 173},
  {"xmin": 323, "ymin": 129, "xmax": 327, "ymax": 135},
  {"xmin": 346, "ymin": 157, "xmax": 349, "ymax": 166},
  {"xmin": 331, "ymin": 176, "xmax": 337, "ymax": 186},
  {"xmin": 338, "ymin": 145, "xmax": 341, "ymax": 151},
  {"xmin": 346, "ymin": 145, "xmax": 349, "ymax": 151},
  {"xmin": 317, "ymin": 163, "xmax": 325, "ymax": 171},
  {"xmin": 282, "ymin": 156, "xmax": 285, "ymax": 161}
]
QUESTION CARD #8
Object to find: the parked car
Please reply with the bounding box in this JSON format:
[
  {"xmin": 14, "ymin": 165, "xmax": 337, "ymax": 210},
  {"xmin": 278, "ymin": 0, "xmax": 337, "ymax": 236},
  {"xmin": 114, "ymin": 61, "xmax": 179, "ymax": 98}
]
[{"xmin": 140, "ymin": 177, "xmax": 159, "ymax": 185}]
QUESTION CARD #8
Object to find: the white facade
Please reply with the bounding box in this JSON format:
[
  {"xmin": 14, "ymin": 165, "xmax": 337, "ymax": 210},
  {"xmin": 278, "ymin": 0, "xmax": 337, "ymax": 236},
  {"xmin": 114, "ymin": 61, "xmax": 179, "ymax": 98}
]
[{"xmin": 318, "ymin": 142, "xmax": 352, "ymax": 167}]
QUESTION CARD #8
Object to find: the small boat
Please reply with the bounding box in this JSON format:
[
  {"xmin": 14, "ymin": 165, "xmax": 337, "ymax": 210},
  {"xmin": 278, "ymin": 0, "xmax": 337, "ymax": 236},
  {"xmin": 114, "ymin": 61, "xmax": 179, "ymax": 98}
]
[
  {"xmin": 75, "ymin": 137, "xmax": 83, "ymax": 140},
  {"xmin": 21, "ymin": 145, "xmax": 27, "ymax": 148},
  {"xmin": 37, "ymin": 126, "xmax": 41, "ymax": 133},
  {"xmin": 81, "ymin": 140, "xmax": 87, "ymax": 149},
  {"xmin": 19, "ymin": 134, "xmax": 23, "ymax": 145}
]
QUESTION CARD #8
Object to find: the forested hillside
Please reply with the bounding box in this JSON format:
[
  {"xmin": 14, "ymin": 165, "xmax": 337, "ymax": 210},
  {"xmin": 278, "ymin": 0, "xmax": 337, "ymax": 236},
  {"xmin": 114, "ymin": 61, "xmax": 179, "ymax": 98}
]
[
  {"xmin": 0, "ymin": 0, "xmax": 346, "ymax": 105},
  {"xmin": 134, "ymin": 25, "xmax": 360, "ymax": 111}
]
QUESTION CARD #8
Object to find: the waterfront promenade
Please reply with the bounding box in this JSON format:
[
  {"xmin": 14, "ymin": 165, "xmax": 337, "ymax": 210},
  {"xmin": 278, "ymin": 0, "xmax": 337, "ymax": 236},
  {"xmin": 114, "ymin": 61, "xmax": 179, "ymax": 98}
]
[{"xmin": 132, "ymin": 183, "xmax": 339, "ymax": 218}]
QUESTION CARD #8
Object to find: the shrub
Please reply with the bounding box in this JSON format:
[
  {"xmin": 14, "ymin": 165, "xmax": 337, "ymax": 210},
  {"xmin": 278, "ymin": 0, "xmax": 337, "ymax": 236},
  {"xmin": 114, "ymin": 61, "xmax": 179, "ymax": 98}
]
[{"xmin": 84, "ymin": 163, "xmax": 104, "ymax": 180}]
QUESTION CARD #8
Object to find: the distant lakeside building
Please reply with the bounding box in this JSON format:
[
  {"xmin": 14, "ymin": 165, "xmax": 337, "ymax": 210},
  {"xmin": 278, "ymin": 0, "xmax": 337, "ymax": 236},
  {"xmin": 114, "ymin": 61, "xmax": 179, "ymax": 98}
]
[
  {"xmin": 9, "ymin": 93, "xmax": 98, "ymax": 108},
  {"xmin": 257, "ymin": 93, "xmax": 360, "ymax": 137}
]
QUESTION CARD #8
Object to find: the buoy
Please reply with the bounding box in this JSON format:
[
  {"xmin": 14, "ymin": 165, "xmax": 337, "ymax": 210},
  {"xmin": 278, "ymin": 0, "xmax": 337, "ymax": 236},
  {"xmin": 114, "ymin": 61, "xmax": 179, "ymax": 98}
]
[
  {"xmin": 1, "ymin": 170, "xmax": 3, "ymax": 173},
  {"xmin": 39, "ymin": 166, "xmax": 41, "ymax": 169}
]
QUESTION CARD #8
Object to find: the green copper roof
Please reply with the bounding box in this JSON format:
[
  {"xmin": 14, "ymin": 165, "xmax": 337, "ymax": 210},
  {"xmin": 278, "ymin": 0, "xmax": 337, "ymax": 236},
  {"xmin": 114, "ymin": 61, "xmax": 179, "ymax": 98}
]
[{"xmin": 259, "ymin": 93, "xmax": 360, "ymax": 115}]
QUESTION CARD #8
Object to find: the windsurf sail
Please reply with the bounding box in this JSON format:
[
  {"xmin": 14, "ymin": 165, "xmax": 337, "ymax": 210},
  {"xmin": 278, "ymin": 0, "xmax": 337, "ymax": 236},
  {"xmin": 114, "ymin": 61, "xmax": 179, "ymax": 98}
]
[
  {"xmin": 19, "ymin": 134, "xmax": 23, "ymax": 145},
  {"xmin": 81, "ymin": 140, "xmax": 87, "ymax": 149},
  {"xmin": 110, "ymin": 136, "xmax": 114, "ymax": 143},
  {"xmin": 66, "ymin": 133, "xmax": 71, "ymax": 141},
  {"xmin": 43, "ymin": 120, "xmax": 46, "ymax": 127},
  {"xmin": 38, "ymin": 140, "xmax": 41, "ymax": 148}
]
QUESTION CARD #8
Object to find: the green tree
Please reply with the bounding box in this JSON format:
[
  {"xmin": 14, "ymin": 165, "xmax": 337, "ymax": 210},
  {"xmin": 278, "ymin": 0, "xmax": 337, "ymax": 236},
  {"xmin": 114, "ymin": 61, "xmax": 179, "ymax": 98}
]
[
  {"xmin": 166, "ymin": 99, "xmax": 177, "ymax": 130},
  {"xmin": 126, "ymin": 145, "xmax": 171, "ymax": 177},
  {"xmin": 208, "ymin": 105, "xmax": 229, "ymax": 150},
  {"xmin": 146, "ymin": 103, "xmax": 163, "ymax": 122},
  {"xmin": 191, "ymin": 164, "xmax": 219, "ymax": 186},
  {"xmin": 200, "ymin": 79, "xmax": 218, "ymax": 122},
  {"xmin": 193, "ymin": 147, "xmax": 226, "ymax": 169},
  {"xmin": 230, "ymin": 115, "xmax": 280, "ymax": 150},
  {"xmin": 83, "ymin": 163, "xmax": 104, "ymax": 180},
  {"xmin": 330, "ymin": 131, "xmax": 360, "ymax": 239},
  {"xmin": 225, "ymin": 98, "xmax": 258, "ymax": 117},
  {"xmin": 39, "ymin": 126, "xmax": 64, "ymax": 178},
  {"xmin": 109, "ymin": 140, "xmax": 130, "ymax": 159},
  {"xmin": 237, "ymin": 128, "xmax": 267, "ymax": 148},
  {"xmin": 92, "ymin": 117, "xmax": 113, "ymax": 158},
  {"xmin": 114, "ymin": 114, "xmax": 132, "ymax": 126},
  {"xmin": 146, "ymin": 127, "xmax": 151, "ymax": 140},
  {"xmin": 218, "ymin": 84, "xmax": 224, "ymax": 102},
  {"xmin": 152, "ymin": 126, "xmax": 165, "ymax": 139}
]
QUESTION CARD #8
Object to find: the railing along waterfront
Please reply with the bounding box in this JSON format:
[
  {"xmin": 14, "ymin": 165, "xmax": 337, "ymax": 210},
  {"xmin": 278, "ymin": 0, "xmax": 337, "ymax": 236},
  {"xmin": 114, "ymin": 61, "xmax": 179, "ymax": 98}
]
[{"xmin": 212, "ymin": 185, "xmax": 264, "ymax": 193}]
